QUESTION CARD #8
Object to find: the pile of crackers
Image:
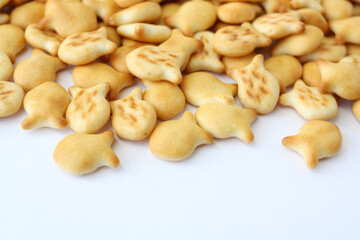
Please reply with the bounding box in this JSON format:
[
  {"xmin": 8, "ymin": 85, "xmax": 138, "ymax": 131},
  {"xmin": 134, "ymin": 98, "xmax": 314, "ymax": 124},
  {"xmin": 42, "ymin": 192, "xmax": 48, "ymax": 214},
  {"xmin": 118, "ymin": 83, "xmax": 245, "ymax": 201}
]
[{"xmin": 1, "ymin": 0, "xmax": 359, "ymax": 175}]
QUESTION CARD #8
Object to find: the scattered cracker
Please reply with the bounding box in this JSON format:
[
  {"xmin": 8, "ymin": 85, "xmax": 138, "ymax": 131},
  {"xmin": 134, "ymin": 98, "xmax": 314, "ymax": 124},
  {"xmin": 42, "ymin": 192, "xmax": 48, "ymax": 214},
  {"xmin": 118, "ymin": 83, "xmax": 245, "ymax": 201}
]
[
  {"xmin": 282, "ymin": 120, "xmax": 342, "ymax": 169},
  {"xmin": 0, "ymin": 81, "xmax": 24, "ymax": 118}
]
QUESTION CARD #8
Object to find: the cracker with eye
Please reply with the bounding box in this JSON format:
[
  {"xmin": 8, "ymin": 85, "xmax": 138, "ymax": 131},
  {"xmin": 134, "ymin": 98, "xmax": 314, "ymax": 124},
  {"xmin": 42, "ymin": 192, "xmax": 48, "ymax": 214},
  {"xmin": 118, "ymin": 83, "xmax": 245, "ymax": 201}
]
[
  {"xmin": 38, "ymin": 0, "xmax": 98, "ymax": 38},
  {"xmin": 0, "ymin": 52, "xmax": 13, "ymax": 82},
  {"xmin": 58, "ymin": 27, "xmax": 117, "ymax": 65},
  {"xmin": 272, "ymin": 25, "xmax": 324, "ymax": 56},
  {"xmin": 10, "ymin": 1, "xmax": 45, "ymax": 29},
  {"xmin": 217, "ymin": 2, "xmax": 256, "ymax": 24},
  {"xmin": 262, "ymin": 0, "xmax": 290, "ymax": 13},
  {"xmin": 264, "ymin": 55, "xmax": 303, "ymax": 93},
  {"xmin": 142, "ymin": 79, "xmax": 185, "ymax": 121},
  {"xmin": 279, "ymin": 80, "xmax": 338, "ymax": 120},
  {"xmin": 317, "ymin": 59, "xmax": 360, "ymax": 100},
  {"xmin": 213, "ymin": 23, "xmax": 272, "ymax": 57},
  {"xmin": 108, "ymin": 1, "xmax": 161, "ymax": 26},
  {"xmin": 303, "ymin": 61, "xmax": 322, "ymax": 87},
  {"xmin": 180, "ymin": 72, "xmax": 237, "ymax": 107},
  {"xmin": 126, "ymin": 45, "xmax": 186, "ymax": 84},
  {"xmin": 290, "ymin": 0, "xmax": 323, "ymax": 13},
  {"xmin": 66, "ymin": 83, "xmax": 111, "ymax": 134},
  {"xmin": 253, "ymin": 12, "xmax": 305, "ymax": 39},
  {"xmin": 25, "ymin": 24, "xmax": 64, "ymax": 56},
  {"xmin": 21, "ymin": 82, "xmax": 71, "ymax": 130},
  {"xmin": 352, "ymin": 99, "xmax": 360, "ymax": 122},
  {"xmin": 227, "ymin": 54, "xmax": 280, "ymax": 114},
  {"xmin": 149, "ymin": 111, "xmax": 213, "ymax": 161},
  {"xmin": 330, "ymin": 16, "xmax": 360, "ymax": 44},
  {"xmin": 185, "ymin": 31, "xmax": 225, "ymax": 73},
  {"xmin": 110, "ymin": 42, "xmax": 149, "ymax": 74},
  {"xmin": 298, "ymin": 8, "xmax": 328, "ymax": 33},
  {"xmin": 116, "ymin": 23, "xmax": 171, "ymax": 44},
  {"xmin": 159, "ymin": 29, "xmax": 204, "ymax": 71},
  {"xmin": 164, "ymin": 1, "xmax": 217, "ymax": 36},
  {"xmin": 14, "ymin": 49, "xmax": 67, "ymax": 92},
  {"xmin": 298, "ymin": 37, "xmax": 346, "ymax": 63},
  {"xmin": 53, "ymin": 130, "xmax": 119, "ymax": 175},
  {"xmin": 0, "ymin": 24, "xmax": 25, "ymax": 63},
  {"xmin": 323, "ymin": 0, "xmax": 353, "ymax": 20},
  {"xmin": 110, "ymin": 87, "xmax": 157, "ymax": 141},
  {"xmin": 223, "ymin": 53, "xmax": 256, "ymax": 74},
  {"xmin": 82, "ymin": 0, "xmax": 119, "ymax": 24},
  {"xmin": 282, "ymin": 120, "xmax": 342, "ymax": 169},
  {"xmin": 73, "ymin": 62, "xmax": 134, "ymax": 101},
  {"xmin": 195, "ymin": 98, "xmax": 257, "ymax": 143},
  {"xmin": 0, "ymin": 81, "xmax": 24, "ymax": 118}
]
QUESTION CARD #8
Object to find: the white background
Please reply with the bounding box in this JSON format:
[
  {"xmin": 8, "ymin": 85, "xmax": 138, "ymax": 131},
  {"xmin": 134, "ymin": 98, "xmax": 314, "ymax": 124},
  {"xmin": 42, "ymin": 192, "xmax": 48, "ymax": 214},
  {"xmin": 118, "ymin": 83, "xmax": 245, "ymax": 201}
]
[{"xmin": 1, "ymin": 46, "xmax": 360, "ymax": 240}]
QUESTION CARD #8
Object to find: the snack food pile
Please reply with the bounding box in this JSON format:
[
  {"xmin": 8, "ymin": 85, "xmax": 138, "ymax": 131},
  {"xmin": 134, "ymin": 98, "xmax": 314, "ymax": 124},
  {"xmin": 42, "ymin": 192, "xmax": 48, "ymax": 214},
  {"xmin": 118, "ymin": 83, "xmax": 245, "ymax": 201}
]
[{"xmin": 2, "ymin": 0, "xmax": 360, "ymax": 175}]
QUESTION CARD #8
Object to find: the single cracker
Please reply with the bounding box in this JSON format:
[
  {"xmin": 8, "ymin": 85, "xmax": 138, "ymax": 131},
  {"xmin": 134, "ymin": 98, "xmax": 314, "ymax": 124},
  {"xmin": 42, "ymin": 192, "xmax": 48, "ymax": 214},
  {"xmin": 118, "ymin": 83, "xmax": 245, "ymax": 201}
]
[
  {"xmin": 0, "ymin": 51, "xmax": 13, "ymax": 82},
  {"xmin": 352, "ymin": 99, "xmax": 360, "ymax": 122},
  {"xmin": 282, "ymin": 120, "xmax": 342, "ymax": 169},
  {"xmin": 279, "ymin": 80, "xmax": 338, "ymax": 120},
  {"xmin": 164, "ymin": 0, "xmax": 217, "ymax": 36},
  {"xmin": 83, "ymin": 0, "xmax": 119, "ymax": 24},
  {"xmin": 58, "ymin": 27, "xmax": 117, "ymax": 65},
  {"xmin": 14, "ymin": 49, "xmax": 67, "ymax": 92},
  {"xmin": 159, "ymin": 29, "xmax": 204, "ymax": 71},
  {"xmin": 53, "ymin": 130, "xmax": 119, "ymax": 175},
  {"xmin": 298, "ymin": 8, "xmax": 328, "ymax": 33},
  {"xmin": 126, "ymin": 45, "xmax": 186, "ymax": 84},
  {"xmin": 265, "ymin": 55, "xmax": 303, "ymax": 93},
  {"xmin": 195, "ymin": 98, "xmax": 257, "ymax": 143},
  {"xmin": 317, "ymin": 59, "xmax": 360, "ymax": 100},
  {"xmin": 217, "ymin": 2, "xmax": 256, "ymax": 24},
  {"xmin": 109, "ymin": 42, "xmax": 149, "ymax": 74},
  {"xmin": 227, "ymin": 54, "xmax": 280, "ymax": 114},
  {"xmin": 66, "ymin": 82, "xmax": 111, "ymax": 133},
  {"xmin": 142, "ymin": 79, "xmax": 185, "ymax": 121},
  {"xmin": 272, "ymin": 25, "xmax": 324, "ymax": 56},
  {"xmin": 116, "ymin": 23, "xmax": 171, "ymax": 44},
  {"xmin": 180, "ymin": 72, "xmax": 237, "ymax": 107},
  {"xmin": 10, "ymin": 1, "xmax": 45, "ymax": 29},
  {"xmin": 25, "ymin": 24, "xmax": 64, "ymax": 56},
  {"xmin": 298, "ymin": 37, "xmax": 347, "ymax": 63},
  {"xmin": 73, "ymin": 62, "xmax": 134, "ymax": 101},
  {"xmin": 323, "ymin": 0, "xmax": 353, "ymax": 20},
  {"xmin": 38, "ymin": 0, "xmax": 98, "ymax": 38},
  {"xmin": 303, "ymin": 61, "xmax": 322, "ymax": 87},
  {"xmin": 185, "ymin": 31, "xmax": 225, "ymax": 73},
  {"xmin": 290, "ymin": 0, "xmax": 323, "ymax": 13},
  {"xmin": 0, "ymin": 81, "xmax": 24, "ymax": 118},
  {"xmin": 110, "ymin": 87, "xmax": 157, "ymax": 141},
  {"xmin": 253, "ymin": 12, "xmax": 305, "ymax": 39},
  {"xmin": 21, "ymin": 82, "xmax": 71, "ymax": 130},
  {"xmin": 108, "ymin": 1, "xmax": 161, "ymax": 26},
  {"xmin": 213, "ymin": 22, "xmax": 272, "ymax": 57},
  {"xmin": 149, "ymin": 111, "xmax": 213, "ymax": 161},
  {"xmin": 0, "ymin": 24, "xmax": 26, "ymax": 63},
  {"xmin": 329, "ymin": 16, "xmax": 360, "ymax": 44}
]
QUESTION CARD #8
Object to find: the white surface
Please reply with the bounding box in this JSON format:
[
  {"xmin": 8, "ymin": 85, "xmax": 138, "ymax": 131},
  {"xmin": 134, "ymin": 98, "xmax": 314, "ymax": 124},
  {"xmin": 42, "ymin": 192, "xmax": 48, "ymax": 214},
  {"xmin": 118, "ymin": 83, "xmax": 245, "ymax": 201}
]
[{"xmin": 1, "ymin": 46, "xmax": 360, "ymax": 240}]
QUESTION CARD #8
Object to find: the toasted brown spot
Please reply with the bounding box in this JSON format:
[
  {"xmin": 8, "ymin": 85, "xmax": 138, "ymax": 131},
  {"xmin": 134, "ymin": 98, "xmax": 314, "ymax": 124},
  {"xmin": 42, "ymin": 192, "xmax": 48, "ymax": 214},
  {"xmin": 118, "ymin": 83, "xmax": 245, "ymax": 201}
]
[
  {"xmin": 93, "ymin": 90, "xmax": 98, "ymax": 96},
  {"xmin": 129, "ymin": 114, "xmax": 137, "ymax": 122},
  {"xmin": 166, "ymin": 62, "xmax": 175, "ymax": 68},
  {"xmin": 246, "ymin": 90, "xmax": 260, "ymax": 102},
  {"xmin": 90, "ymin": 37, "xmax": 102, "ymax": 42},
  {"xmin": 77, "ymin": 90, "xmax": 84, "ymax": 96},
  {"xmin": 259, "ymin": 86, "xmax": 268, "ymax": 94},
  {"xmin": 88, "ymin": 103, "xmax": 96, "ymax": 112},
  {"xmin": 117, "ymin": 104, "xmax": 124, "ymax": 112}
]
